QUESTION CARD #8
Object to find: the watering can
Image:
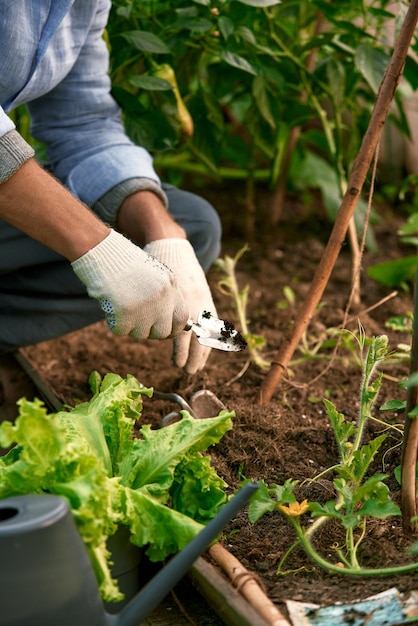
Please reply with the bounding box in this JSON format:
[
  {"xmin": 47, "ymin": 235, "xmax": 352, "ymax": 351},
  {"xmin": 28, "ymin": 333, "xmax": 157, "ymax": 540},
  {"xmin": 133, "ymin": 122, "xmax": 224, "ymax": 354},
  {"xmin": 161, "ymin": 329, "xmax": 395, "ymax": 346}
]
[{"xmin": 0, "ymin": 482, "xmax": 258, "ymax": 626}]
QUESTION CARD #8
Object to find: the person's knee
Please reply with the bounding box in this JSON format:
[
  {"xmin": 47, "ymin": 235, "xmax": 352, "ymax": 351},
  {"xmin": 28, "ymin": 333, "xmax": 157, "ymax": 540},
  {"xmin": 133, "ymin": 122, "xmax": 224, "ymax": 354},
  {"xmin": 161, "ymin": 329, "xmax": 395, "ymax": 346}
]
[{"xmin": 195, "ymin": 197, "xmax": 222, "ymax": 271}]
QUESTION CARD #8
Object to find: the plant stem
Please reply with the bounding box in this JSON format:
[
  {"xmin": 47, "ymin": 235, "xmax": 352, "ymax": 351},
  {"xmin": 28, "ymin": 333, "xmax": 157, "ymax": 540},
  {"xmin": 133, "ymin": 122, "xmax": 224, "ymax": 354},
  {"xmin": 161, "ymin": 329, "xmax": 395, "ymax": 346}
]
[
  {"xmin": 351, "ymin": 520, "xmax": 367, "ymax": 569},
  {"xmin": 276, "ymin": 539, "xmax": 302, "ymax": 574},
  {"xmin": 292, "ymin": 518, "xmax": 418, "ymax": 576}
]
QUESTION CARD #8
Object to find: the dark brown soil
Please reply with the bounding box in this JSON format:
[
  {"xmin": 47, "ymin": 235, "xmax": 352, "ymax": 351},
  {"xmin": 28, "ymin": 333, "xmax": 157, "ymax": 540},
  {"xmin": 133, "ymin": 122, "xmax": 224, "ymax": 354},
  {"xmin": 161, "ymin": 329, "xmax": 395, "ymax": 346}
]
[{"xmin": 21, "ymin": 182, "xmax": 418, "ymax": 620}]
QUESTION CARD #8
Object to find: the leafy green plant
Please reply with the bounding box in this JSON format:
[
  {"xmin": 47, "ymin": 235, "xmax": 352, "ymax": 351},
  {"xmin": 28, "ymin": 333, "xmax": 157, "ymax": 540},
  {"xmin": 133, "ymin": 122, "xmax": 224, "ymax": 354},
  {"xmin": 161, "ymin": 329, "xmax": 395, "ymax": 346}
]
[
  {"xmin": 0, "ymin": 372, "xmax": 233, "ymax": 603},
  {"xmin": 247, "ymin": 334, "xmax": 418, "ymax": 575},
  {"xmin": 107, "ymin": 0, "xmax": 418, "ymax": 231}
]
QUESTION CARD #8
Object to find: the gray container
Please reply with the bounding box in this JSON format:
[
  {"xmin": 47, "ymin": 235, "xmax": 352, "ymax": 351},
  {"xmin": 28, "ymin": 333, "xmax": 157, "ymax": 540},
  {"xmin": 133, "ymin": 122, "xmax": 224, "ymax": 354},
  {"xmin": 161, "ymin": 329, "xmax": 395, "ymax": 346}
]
[
  {"xmin": 0, "ymin": 494, "xmax": 106, "ymax": 626},
  {"xmin": 105, "ymin": 525, "xmax": 142, "ymax": 614}
]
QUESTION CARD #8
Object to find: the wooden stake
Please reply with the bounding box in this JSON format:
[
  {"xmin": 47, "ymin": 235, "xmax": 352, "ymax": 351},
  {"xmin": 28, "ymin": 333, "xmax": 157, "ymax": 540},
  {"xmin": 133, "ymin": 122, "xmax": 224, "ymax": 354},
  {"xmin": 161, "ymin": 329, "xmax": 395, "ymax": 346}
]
[
  {"xmin": 258, "ymin": 0, "xmax": 418, "ymax": 405},
  {"xmin": 207, "ymin": 543, "xmax": 290, "ymax": 626}
]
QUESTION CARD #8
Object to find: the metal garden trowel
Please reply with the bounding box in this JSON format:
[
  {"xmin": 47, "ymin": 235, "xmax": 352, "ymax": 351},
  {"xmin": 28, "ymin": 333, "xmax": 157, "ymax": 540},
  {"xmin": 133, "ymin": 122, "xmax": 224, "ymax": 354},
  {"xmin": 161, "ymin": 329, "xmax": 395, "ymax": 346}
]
[{"xmin": 185, "ymin": 310, "xmax": 247, "ymax": 352}]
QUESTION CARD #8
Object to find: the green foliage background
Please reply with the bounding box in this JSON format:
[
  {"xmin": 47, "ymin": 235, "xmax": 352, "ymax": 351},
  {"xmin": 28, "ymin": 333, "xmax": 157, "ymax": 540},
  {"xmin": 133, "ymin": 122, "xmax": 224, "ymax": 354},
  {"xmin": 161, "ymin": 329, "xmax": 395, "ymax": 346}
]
[{"xmin": 107, "ymin": 1, "xmax": 418, "ymax": 198}]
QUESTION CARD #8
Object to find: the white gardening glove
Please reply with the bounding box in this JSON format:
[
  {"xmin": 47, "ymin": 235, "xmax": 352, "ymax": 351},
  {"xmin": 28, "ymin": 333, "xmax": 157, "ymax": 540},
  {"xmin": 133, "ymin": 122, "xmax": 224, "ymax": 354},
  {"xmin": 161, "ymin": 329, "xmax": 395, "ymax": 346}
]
[
  {"xmin": 144, "ymin": 238, "xmax": 217, "ymax": 374},
  {"xmin": 71, "ymin": 230, "xmax": 189, "ymax": 339}
]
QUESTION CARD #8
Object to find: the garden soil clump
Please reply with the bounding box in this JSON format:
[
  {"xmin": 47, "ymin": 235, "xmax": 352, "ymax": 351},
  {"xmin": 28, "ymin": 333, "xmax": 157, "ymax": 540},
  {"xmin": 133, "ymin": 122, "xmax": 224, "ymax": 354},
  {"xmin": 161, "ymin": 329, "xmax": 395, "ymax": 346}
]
[{"xmin": 23, "ymin": 183, "xmax": 418, "ymax": 620}]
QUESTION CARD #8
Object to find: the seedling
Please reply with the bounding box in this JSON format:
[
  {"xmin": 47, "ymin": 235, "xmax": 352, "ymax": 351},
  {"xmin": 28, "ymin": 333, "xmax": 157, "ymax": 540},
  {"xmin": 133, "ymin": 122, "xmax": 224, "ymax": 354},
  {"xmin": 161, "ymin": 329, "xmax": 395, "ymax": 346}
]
[
  {"xmin": 277, "ymin": 285, "xmax": 296, "ymax": 310},
  {"xmin": 215, "ymin": 245, "xmax": 270, "ymax": 370},
  {"xmin": 247, "ymin": 334, "xmax": 418, "ymax": 576}
]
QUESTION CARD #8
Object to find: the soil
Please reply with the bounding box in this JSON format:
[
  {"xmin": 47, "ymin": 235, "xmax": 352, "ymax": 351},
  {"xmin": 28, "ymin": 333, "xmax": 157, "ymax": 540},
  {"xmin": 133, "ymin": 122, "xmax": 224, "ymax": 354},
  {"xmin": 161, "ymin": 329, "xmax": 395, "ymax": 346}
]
[{"xmin": 20, "ymin": 181, "xmax": 418, "ymax": 622}]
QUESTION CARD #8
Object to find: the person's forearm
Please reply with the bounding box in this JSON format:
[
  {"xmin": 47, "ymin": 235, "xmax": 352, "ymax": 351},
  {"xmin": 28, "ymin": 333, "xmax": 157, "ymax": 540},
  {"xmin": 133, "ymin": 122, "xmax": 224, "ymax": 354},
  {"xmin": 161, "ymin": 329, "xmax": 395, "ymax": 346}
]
[
  {"xmin": 116, "ymin": 190, "xmax": 186, "ymax": 245},
  {"xmin": 0, "ymin": 159, "xmax": 110, "ymax": 261}
]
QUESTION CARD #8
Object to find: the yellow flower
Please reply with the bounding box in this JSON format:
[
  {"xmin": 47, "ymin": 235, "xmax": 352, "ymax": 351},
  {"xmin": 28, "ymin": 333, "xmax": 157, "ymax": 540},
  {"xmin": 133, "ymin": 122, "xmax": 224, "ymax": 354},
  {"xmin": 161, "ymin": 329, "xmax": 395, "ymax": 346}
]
[{"xmin": 279, "ymin": 500, "xmax": 309, "ymax": 517}]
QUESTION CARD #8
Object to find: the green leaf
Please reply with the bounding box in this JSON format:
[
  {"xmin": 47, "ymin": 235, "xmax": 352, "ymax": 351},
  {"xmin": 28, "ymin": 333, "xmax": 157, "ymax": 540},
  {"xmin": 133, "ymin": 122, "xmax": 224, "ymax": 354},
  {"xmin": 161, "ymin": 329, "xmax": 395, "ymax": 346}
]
[
  {"xmin": 367, "ymin": 256, "xmax": 417, "ymax": 287},
  {"xmin": 247, "ymin": 480, "xmax": 277, "ymax": 523},
  {"xmin": 171, "ymin": 453, "xmax": 228, "ymax": 523},
  {"xmin": 296, "ymin": 152, "xmax": 342, "ymax": 221},
  {"xmin": 234, "ymin": 0, "xmax": 281, "ymax": 5},
  {"xmin": 355, "ymin": 475, "xmax": 400, "ymax": 519},
  {"xmin": 355, "ymin": 43, "xmax": 390, "ymax": 94},
  {"xmin": 358, "ymin": 498, "xmax": 400, "ymax": 519},
  {"xmin": 128, "ymin": 75, "xmax": 173, "ymax": 91},
  {"xmin": 268, "ymin": 479, "xmax": 299, "ymax": 504},
  {"xmin": 235, "ymin": 26, "xmax": 257, "ymax": 47},
  {"xmin": 247, "ymin": 478, "xmax": 297, "ymax": 523},
  {"xmin": 121, "ymin": 411, "xmax": 234, "ymax": 491},
  {"xmin": 310, "ymin": 501, "xmax": 345, "ymax": 522},
  {"xmin": 325, "ymin": 58, "xmax": 346, "ymax": 108},
  {"xmin": 379, "ymin": 399, "xmax": 406, "ymax": 412},
  {"xmin": 252, "ymin": 75, "xmax": 276, "ymax": 128},
  {"xmin": 323, "ymin": 398, "xmax": 356, "ymax": 452},
  {"xmin": 218, "ymin": 16, "xmax": 234, "ymax": 41},
  {"xmin": 120, "ymin": 30, "xmax": 171, "ymax": 54},
  {"xmin": 403, "ymin": 55, "xmax": 418, "ymax": 91},
  {"xmin": 120, "ymin": 488, "xmax": 205, "ymax": 562},
  {"xmin": 348, "ymin": 436, "xmax": 387, "ymax": 485},
  {"xmin": 172, "ymin": 17, "xmax": 213, "ymax": 34},
  {"xmin": 408, "ymin": 405, "xmax": 418, "ymax": 418},
  {"xmin": 398, "ymin": 212, "xmax": 418, "ymax": 236},
  {"xmin": 220, "ymin": 50, "xmax": 258, "ymax": 75},
  {"xmin": 405, "ymin": 372, "xmax": 418, "ymax": 389}
]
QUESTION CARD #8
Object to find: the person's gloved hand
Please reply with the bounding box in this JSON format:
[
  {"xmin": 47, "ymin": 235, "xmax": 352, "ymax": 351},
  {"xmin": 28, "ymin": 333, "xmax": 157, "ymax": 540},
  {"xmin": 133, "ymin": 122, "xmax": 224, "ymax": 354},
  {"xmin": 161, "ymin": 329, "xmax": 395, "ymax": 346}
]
[
  {"xmin": 144, "ymin": 238, "xmax": 217, "ymax": 374},
  {"xmin": 71, "ymin": 230, "xmax": 189, "ymax": 339}
]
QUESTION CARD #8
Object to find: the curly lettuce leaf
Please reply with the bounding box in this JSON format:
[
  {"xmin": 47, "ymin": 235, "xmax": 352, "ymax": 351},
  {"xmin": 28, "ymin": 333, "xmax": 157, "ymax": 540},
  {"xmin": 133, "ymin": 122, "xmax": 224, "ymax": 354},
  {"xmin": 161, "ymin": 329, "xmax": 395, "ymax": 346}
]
[
  {"xmin": 0, "ymin": 398, "xmax": 70, "ymax": 497},
  {"xmin": 170, "ymin": 452, "xmax": 228, "ymax": 523},
  {"xmin": 54, "ymin": 373, "xmax": 152, "ymax": 475},
  {"xmin": 117, "ymin": 487, "xmax": 205, "ymax": 561},
  {"xmin": 120, "ymin": 410, "xmax": 233, "ymax": 493}
]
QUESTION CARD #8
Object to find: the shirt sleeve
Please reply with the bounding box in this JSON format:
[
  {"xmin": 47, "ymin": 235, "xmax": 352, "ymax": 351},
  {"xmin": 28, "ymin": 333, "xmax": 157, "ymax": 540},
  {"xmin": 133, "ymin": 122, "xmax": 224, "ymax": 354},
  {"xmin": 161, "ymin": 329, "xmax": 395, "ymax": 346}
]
[
  {"xmin": 0, "ymin": 107, "xmax": 16, "ymax": 137},
  {"xmin": 26, "ymin": 0, "xmax": 163, "ymax": 211},
  {"xmin": 0, "ymin": 115, "xmax": 35, "ymax": 184},
  {"xmin": 93, "ymin": 177, "xmax": 168, "ymax": 227}
]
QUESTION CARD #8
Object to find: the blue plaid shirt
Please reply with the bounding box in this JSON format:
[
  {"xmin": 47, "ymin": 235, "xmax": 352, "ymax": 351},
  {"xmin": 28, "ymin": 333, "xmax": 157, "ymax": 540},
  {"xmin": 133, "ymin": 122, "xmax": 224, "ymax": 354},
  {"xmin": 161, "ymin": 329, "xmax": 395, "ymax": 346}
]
[{"xmin": 0, "ymin": 0, "xmax": 161, "ymax": 208}]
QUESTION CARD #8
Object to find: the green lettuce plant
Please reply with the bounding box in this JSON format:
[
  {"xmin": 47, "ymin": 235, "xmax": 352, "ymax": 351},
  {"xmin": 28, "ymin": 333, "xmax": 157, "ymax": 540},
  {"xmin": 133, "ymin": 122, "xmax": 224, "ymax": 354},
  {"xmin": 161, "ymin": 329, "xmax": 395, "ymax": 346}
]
[{"xmin": 0, "ymin": 372, "xmax": 233, "ymax": 603}]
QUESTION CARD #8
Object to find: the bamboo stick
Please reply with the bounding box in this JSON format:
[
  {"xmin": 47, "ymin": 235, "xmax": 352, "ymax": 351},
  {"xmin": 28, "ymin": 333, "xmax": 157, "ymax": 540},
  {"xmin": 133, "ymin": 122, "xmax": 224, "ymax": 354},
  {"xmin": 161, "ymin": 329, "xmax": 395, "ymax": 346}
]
[
  {"xmin": 208, "ymin": 543, "xmax": 290, "ymax": 626},
  {"xmin": 258, "ymin": 0, "xmax": 418, "ymax": 405}
]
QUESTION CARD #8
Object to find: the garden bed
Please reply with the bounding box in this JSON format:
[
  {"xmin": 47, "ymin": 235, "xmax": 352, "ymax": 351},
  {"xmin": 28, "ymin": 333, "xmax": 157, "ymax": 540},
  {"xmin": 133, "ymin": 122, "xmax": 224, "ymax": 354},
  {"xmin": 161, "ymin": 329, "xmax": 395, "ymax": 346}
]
[{"xmin": 19, "ymin": 183, "xmax": 418, "ymax": 623}]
